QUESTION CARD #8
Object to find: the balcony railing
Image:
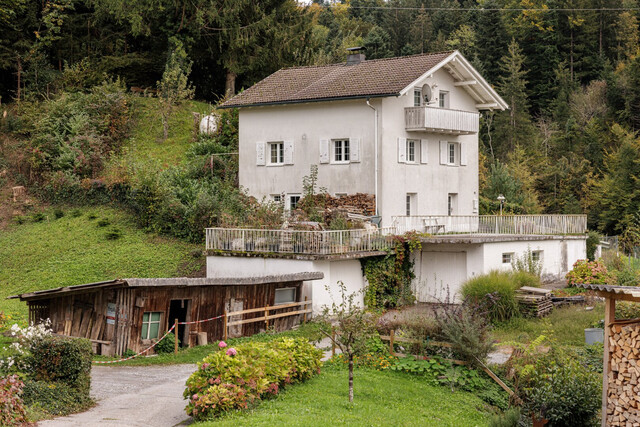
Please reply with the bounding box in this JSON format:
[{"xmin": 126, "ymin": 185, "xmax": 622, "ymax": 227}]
[
  {"xmin": 392, "ymin": 215, "xmax": 588, "ymax": 236},
  {"xmin": 205, "ymin": 227, "xmax": 397, "ymax": 255},
  {"xmin": 405, "ymin": 106, "xmax": 479, "ymax": 134}
]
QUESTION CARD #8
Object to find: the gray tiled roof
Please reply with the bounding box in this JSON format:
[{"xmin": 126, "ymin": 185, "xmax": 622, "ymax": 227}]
[{"xmin": 220, "ymin": 51, "xmax": 453, "ymax": 108}]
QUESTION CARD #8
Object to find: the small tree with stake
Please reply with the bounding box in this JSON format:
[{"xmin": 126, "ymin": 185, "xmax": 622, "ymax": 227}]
[{"xmin": 320, "ymin": 282, "xmax": 379, "ymax": 402}]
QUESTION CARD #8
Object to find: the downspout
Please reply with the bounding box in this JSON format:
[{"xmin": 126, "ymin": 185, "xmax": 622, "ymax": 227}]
[{"xmin": 366, "ymin": 98, "xmax": 379, "ymax": 218}]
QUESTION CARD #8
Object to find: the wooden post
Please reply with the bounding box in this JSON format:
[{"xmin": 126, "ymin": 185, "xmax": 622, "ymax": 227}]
[
  {"xmin": 602, "ymin": 296, "xmax": 616, "ymax": 427},
  {"xmin": 389, "ymin": 329, "xmax": 395, "ymax": 356},
  {"xmin": 223, "ymin": 309, "xmax": 227, "ymax": 342},
  {"xmin": 265, "ymin": 306, "xmax": 269, "ymax": 330},
  {"xmin": 303, "ymin": 296, "xmax": 308, "ymax": 323},
  {"xmin": 331, "ymin": 329, "xmax": 336, "ymax": 357},
  {"xmin": 174, "ymin": 318, "xmax": 179, "ymax": 355}
]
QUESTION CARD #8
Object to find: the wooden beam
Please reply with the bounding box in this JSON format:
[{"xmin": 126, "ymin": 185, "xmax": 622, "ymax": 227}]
[
  {"xmin": 602, "ymin": 297, "xmax": 616, "ymax": 427},
  {"xmin": 595, "ymin": 291, "xmax": 640, "ymax": 303},
  {"xmin": 454, "ymin": 80, "xmax": 477, "ymax": 86},
  {"xmin": 476, "ymin": 103, "xmax": 499, "ymax": 109}
]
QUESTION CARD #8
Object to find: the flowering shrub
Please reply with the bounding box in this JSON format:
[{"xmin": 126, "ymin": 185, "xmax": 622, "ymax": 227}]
[
  {"xmin": 565, "ymin": 259, "xmax": 610, "ymax": 286},
  {"xmin": 0, "ymin": 375, "xmax": 28, "ymax": 426},
  {"xmin": 184, "ymin": 337, "xmax": 322, "ymax": 420},
  {"xmin": 0, "ymin": 320, "xmax": 52, "ymax": 375}
]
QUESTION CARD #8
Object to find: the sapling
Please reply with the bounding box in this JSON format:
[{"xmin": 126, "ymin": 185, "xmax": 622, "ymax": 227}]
[{"xmin": 320, "ymin": 282, "xmax": 379, "ymax": 402}]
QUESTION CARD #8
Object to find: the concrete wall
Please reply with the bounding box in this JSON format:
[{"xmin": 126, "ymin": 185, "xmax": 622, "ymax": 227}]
[{"xmin": 206, "ymin": 256, "xmax": 365, "ymax": 314}]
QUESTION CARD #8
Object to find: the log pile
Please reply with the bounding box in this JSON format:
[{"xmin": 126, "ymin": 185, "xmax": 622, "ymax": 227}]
[
  {"xmin": 607, "ymin": 322, "xmax": 640, "ymax": 426},
  {"xmin": 515, "ymin": 286, "xmax": 553, "ymax": 318},
  {"xmin": 324, "ymin": 193, "xmax": 376, "ymax": 216}
]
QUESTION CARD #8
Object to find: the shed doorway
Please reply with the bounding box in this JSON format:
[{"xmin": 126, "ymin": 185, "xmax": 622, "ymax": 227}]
[{"xmin": 168, "ymin": 299, "xmax": 190, "ymax": 347}]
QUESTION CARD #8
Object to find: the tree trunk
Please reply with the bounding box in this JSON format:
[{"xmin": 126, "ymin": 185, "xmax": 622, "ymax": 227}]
[
  {"xmin": 225, "ymin": 71, "xmax": 237, "ymax": 98},
  {"xmin": 16, "ymin": 56, "xmax": 21, "ymax": 103},
  {"xmin": 348, "ymin": 354, "xmax": 354, "ymax": 402}
]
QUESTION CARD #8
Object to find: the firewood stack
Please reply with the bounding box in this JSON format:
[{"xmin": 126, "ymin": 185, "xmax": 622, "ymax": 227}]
[
  {"xmin": 324, "ymin": 193, "xmax": 375, "ymax": 216},
  {"xmin": 515, "ymin": 286, "xmax": 553, "ymax": 318},
  {"xmin": 607, "ymin": 322, "xmax": 640, "ymax": 426}
]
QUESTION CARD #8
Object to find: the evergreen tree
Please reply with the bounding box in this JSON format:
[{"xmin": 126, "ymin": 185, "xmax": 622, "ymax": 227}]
[
  {"xmin": 474, "ymin": 0, "xmax": 509, "ymax": 84},
  {"xmin": 157, "ymin": 38, "xmax": 194, "ymax": 140}
]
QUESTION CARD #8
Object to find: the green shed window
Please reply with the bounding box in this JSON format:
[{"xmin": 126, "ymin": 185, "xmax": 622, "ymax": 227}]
[{"xmin": 141, "ymin": 312, "xmax": 162, "ymax": 340}]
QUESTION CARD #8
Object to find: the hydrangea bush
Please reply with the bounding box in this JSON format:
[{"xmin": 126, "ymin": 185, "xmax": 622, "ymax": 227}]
[
  {"xmin": 0, "ymin": 375, "xmax": 28, "ymax": 426},
  {"xmin": 565, "ymin": 259, "xmax": 610, "ymax": 286},
  {"xmin": 184, "ymin": 337, "xmax": 322, "ymax": 420}
]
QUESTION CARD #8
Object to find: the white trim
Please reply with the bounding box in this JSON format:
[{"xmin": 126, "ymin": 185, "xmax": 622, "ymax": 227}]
[
  {"xmin": 454, "ymin": 80, "xmax": 477, "ymax": 86},
  {"xmin": 399, "ymin": 51, "xmax": 458, "ymax": 96}
]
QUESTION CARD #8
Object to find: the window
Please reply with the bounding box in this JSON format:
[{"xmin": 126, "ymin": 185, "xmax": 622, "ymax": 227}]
[
  {"xmin": 333, "ymin": 139, "xmax": 350, "ymax": 163},
  {"xmin": 448, "ymin": 142, "xmax": 456, "ymax": 165},
  {"xmin": 439, "ymin": 91, "xmax": 449, "ymax": 108},
  {"xmin": 141, "ymin": 312, "xmax": 162, "ymax": 340},
  {"xmin": 413, "ymin": 90, "xmax": 421, "ymax": 107},
  {"xmin": 289, "ymin": 194, "xmax": 301, "ymax": 210},
  {"xmin": 268, "ymin": 142, "xmax": 284, "ymax": 164},
  {"xmin": 275, "ymin": 287, "xmax": 296, "ymax": 305},
  {"xmin": 447, "ymin": 193, "xmax": 457, "ymax": 216},
  {"xmin": 502, "ymin": 253, "xmax": 513, "ymax": 264},
  {"xmin": 406, "ymin": 193, "xmax": 416, "ymax": 216},
  {"xmin": 271, "ymin": 194, "xmax": 282, "ymax": 203},
  {"xmin": 407, "ymin": 140, "xmax": 417, "ymax": 163},
  {"xmin": 532, "ymin": 251, "xmax": 543, "ymax": 262}
]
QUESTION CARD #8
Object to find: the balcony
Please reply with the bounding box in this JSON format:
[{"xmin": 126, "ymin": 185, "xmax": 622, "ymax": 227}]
[
  {"xmin": 392, "ymin": 215, "xmax": 588, "ymax": 236},
  {"xmin": 405, "ymin": 106, "xmax": 479, "ymax": 134}
]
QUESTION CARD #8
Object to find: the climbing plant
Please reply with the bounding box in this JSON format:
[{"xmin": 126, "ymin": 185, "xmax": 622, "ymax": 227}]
[{"xmin": 360, "ymin": 232, "xmax": 421, "ymax": 309}]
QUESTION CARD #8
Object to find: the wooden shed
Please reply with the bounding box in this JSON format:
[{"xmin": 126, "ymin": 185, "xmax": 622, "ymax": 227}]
[
  {"xmin": 9, "ymin": 273, "xmax": 322, "ymax": 356},
  {"xmin": 575, "ymin": 284, "xmax": 640, "ymax": 426}
]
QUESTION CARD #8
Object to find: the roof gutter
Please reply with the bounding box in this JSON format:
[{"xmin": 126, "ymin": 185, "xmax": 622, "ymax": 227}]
[{"xmin": 218, "ymin": 93, "xmax": 396, "ymax": 110}]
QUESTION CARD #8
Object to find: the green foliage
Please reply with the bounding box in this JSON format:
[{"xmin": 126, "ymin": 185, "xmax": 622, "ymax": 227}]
[
  {"xmin": 154, "ymin": 332, "xmax": 178, "ymax": 354},
  {"xmin": 0, "ymin": 375, "xmax": 28, "ymax": 426},
  {"xmin": 31, "ymin": 213, "xmax": 45, "ymax": 223},
  {"xmin": 184, "ymin": 337, "xmax": 322, "ymax": 420},
  {"xmin": 104, "ymin": 227, "xmax": 122, "ymax": 240},
  {"xmin": 122, "ymin": 349, "xmax": 136, "ymax": 358},
  {"xmin": 511, "ymin": 248, "xmax": 542, "ymax": 277},
  {"xmin": 615, "ymin": 301, "xmax": 640, "ymax": 320},
  {"xmin": 565, "ymin": 259, "xmax": 610, "ymax": 286},
  {"xmin": 586, "ymin": 231, "xmax": 601, "ymax": 261},
  {"xmin": 489, "ymin": 408, "xmax": 521, "ymax": 427},
  {"xmin": 53, "ymin": 208, "xmax": 64, "ymax": 219},
  {"xmin": 510, "ymin": 270, "xmax": 541, "ymax": 289},
  {"xmin": 96, "ymin": 218, "xmax": 110, "ymax": 227},
  {"xmin": 361, "ymin": 233, "xmax": 420, "ymax": 309},
  {"xmin": 461, "ymin": 271, "xmax": 523, "ymax": 324}
]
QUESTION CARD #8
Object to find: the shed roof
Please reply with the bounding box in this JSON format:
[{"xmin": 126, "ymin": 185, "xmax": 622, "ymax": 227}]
[
  {"xmin": 8, "ymin": 272, "xmax": 323, "ymax": 301},
  {"xmin": 573, "ymin": 283, "xmax": 640, "ymax": 300},
  {"xmin": 220, "ymin": 50, "xmax": 507, "ymax": 110}
]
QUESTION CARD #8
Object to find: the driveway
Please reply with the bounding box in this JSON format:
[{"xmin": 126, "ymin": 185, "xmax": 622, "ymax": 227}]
[{"xmin": 38, "ymin": 364, "xmax": 196, "ymax": 427}]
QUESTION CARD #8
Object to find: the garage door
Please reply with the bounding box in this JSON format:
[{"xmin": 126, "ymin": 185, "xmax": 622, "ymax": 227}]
[{"xmin": 414, "ymin": 251, "xmax": 467, "ymax": 303}]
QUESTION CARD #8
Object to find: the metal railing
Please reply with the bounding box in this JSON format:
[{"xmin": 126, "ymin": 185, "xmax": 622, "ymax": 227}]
[
  {"xmin": 392, "ymin": 215, "xmax": 587, "ymax": 235},
  {"xmin": 206, "ymin": 227, "xmax": 397, "ymax": 255},
  {"xmin": 404, "ymin": 106, "xmax": 479, "ymax": 134}
]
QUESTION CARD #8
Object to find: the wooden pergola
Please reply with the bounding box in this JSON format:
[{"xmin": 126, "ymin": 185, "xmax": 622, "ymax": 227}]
[{"xmin": 576, "ymin": 284, "xmax": 640, "ymax": 426}]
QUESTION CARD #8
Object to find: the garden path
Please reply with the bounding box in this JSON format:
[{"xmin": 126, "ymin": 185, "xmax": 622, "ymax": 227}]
[{"xmin": 38, "ymin": 364, "xmax": 196, "ymax": 427}]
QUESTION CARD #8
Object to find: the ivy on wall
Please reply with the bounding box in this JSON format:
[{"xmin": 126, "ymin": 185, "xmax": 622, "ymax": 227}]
[{"xmin": 360, "ymin": 232, "xmax": 422, "ymax": 309}]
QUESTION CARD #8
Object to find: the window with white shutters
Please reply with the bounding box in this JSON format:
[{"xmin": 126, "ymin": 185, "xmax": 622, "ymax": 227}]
[
  {"xmin": 256, "ymin": 142, "xmax": 266, "ymax": 166},
  {"xmin": 333, "ymin": 139, "xmax": 350, "ymax": 163},
  {"xmin": 350, "ymin": 138, "xmax": 361, "ymax": 162},
  {"xmin": 406, "ymin": 140, "xmax": 416, "ymax": 163},
  {"xmin": 398, "ymin": 137, "xmax": 407, "ymax": 163},
  {"xmin": 319, "ymin": 139, "xmax": 330, "ymax": 164},
  {"xmin": 284, "ymin": 140, "xmax": 294, "ymax": 165},
  {"xmin": 268, "ymin": 142, "xmax": 284, "ymax": 165}
]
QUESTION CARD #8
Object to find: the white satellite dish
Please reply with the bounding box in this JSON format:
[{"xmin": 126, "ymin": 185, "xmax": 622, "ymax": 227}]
[
  {"xmin": 421, "ymin": 84, "xmax": 432, "ymax": 105},
  {"xmin": 199, "ymin": 113, "xmax": 219, "ymax": 135}
]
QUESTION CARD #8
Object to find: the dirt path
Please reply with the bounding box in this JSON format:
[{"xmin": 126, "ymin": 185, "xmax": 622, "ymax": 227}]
[{"xmin": 38, "ymin": 364, "xmax": 196, "ymax": 427}]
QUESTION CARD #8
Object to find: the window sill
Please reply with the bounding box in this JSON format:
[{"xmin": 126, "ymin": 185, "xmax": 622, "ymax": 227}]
[
  {"xmin": 266, "ymin": 163, "xmax": 285, "ymax": 167},
  {"xmin": 330, "ymin": 161, "xmax": 351, "ymax": 165}
]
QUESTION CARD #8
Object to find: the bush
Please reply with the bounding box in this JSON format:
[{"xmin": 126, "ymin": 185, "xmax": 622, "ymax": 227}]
[
  {"xmin": 184, "ymin": 337, "xmax": 322, "ymax": 420},
  {"xmin": 22, "ymin": 378, "xmax": 92, "ymax": 415},
  {"xmin": 586, "ymin": 231, "xmax": 602, "ymax": 261},
  {"xmin": 53, "ymin": 208, "xmax": 64, "ymax": 219},
  {"xmin": 0, "ymin": 375, "xmax": 28, "ymax": 426},
  {"xmin": 615, "ymin": 301, "xmax": 640, "ymax": 319},
  {"xmin": 13, "ymin": 215, "xmax": 27, "ymax": 225},
  {"xmin": 510, "ymin": 271, "xmax": 541, "ymax": 289},
  {"xmin": 489, "ymin": 408, "xmax": 521, "ymax": 427},
  {"xmin": 155, "ymin": 333, "xmax": 179, "ymax": 354},
  {"xmin": 105, "ymin": 227, "xmax": 122, "ymax": 240},
  {"xmin": 31, "ymin": 212, "xmax": 46, "ymax": 222},
  {"xmin": 565, "ymin": 259, "xmax": 610, "ymax": 286},
  {"xmin": 461, "ymin": 271, "xmax": 521, "ymax": 323},
  {"xmin": 96, "ymin": 218, "xmax": 110, "ymax": 227},
  {"xmin": 512, "ymin": 247, "xmax": 542, "ymax": 276}
]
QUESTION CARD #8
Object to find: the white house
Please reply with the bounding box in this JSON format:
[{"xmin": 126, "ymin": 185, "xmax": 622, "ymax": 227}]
[{"xmin": 210, "ymin": 49, "xmax": 587, "ymax": 312}]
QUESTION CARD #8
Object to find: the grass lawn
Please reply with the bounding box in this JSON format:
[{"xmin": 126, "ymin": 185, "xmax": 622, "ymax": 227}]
[
  {"xmin": 0, "ymin": 206, "xmax": 202, "ymax": 323},
  {"xmin": 122, "ymin": 98, "xmax": 213, "ymax": 166},
  {"xmin": 196, "ymin": 365, "xmax": 490, "ymax": 427},
  {"xmin": 491, "ymin": 302, "xmax": 604, "ymax": 346}
]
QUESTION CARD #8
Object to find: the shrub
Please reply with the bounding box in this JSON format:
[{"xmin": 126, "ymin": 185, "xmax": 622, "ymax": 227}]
[
  {"xmin": 22, "ymin": 378, "xmax": 92, "ymax": 415},
  {"xmin": 510, "ymin": 271, "xmax": 540, "ymax": 289},
  {"xmin": 31, "ymin": 212, "xmax": 46, "ymax": 222},
  {"xmin": 70, "ymin": 209, "xmax": 82, "ymax": 217},
  {"xmin": 586, "ymin": 231, "xmax": 602, "ymax": 261},
  {"xmin": 53, "ymin": 208, "xmax": 64, "ymax": 219},
  {"xmin": 0, "ymin": 375, "xmax": 28, "ymax": 426},
  {"xmin": 13, "ymin": 215, "xmax": 27, "ymax": 225},
  {"xmin": 155, "ymin": 333, "xmax": 179, "ymax": 354},
  {"xmin": 105, "ymin": 227, "xmax": 122, "ymax": 240},
  {"xmin": 512, "ymin": 247, "xmax": 542, "ymax": 276},
  {"xmin": 565, "ymin": 259, "xmax": 610, "ymax": 286},
  {"xmin": 87, "ymin": 213, "xmax": 97, "ymax": 220},
  {"xmin": 489, "ymin": 408, "xmax": 521, "ymax": 427},
  {"xmin": 461, "ymin": 271, "xmax": 521, "ymax": 323},
  {"xmin": 184, "ymin": 337, "xmax": 322, "ymax": 420},
  {"xmin": 96, "ymin": 218, "xmax": 110, "ymax": 227}
]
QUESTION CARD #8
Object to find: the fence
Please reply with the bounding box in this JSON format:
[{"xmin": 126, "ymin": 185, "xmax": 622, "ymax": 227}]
[
  {"xmin": 206, "ymin": 227, "xmax": 396, "ymax": 255},
  {"xmin": 392, "ymin": 214, "xmax": 587, "ymax": 236},
  {"xmin": 223, "ymin": 299, "xmax": 312, "ymax": 341}
]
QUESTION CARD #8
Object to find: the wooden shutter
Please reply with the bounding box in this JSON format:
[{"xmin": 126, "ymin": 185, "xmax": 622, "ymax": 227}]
[
  {"xmin": 420, "ymin": 139, "xmax": 428, "ymax": 164},
  {"xmin": 319, "ymin": 139, "xmax": 329, "ymax": 164},
  {"xmin": 473, "ymin": 198, "xmax": 479, "ymax": 214},
  {"xmin": 460, "ymin": 142, "xmax": 468, "ymax": 166},
  {"xmin": 439, "ymin": 141, "xmax": 448, "ymax": 165},
  {"xmin": 398, "ymin": 137, "xmax": 407, "ymax": 163},
  {"xmin": 284, "ymin": 140, "xmax": 294, "ymax": 165},
  {"xmin": 350, "ymin": 137, "xmax": 361, "ymax": 162},
  {"xmin": 256, "ymin": 142, "xmax": 266, "ymax": 166}
]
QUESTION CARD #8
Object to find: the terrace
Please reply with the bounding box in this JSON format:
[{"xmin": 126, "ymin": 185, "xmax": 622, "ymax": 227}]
[{"xmin": 205, "ymin": 215, "xmax": 588, "ymax": 256}]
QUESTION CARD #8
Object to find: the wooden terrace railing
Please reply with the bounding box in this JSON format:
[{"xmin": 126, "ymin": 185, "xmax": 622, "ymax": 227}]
[{"xmin": 404, "ymin": 106, "xmax": 479, "ymax": 134}]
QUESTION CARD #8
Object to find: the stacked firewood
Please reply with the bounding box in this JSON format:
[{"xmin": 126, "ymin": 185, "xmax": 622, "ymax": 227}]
[
  {"xmin": 324, "ymin": 193, "xmax": 376, "ymax": 216},
  {"xmin": 607, "ymin": 322, "xmax": 640, "ymax": 426},
  {"xmin": 515, "ymin": 286, "xmax": 553, "ymax": 318}
]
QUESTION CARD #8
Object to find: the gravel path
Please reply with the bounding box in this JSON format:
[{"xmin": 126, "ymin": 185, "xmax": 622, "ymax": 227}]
[{"xmin": 38, "ymin": 364, "xmax": 196, "ymax": 427}]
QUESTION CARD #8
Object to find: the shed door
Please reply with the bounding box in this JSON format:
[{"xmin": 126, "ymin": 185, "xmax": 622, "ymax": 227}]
[{"xmin": 415, "ymin": 252, "xmax": 467, "ymax": 303}]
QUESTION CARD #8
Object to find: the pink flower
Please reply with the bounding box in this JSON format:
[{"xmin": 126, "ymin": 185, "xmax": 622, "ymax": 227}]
[
  {"xmin": 218, "ymin": 341, "xmax": 227, "ymax": 349},
  {"xmin": 226, "ymin": 348, "xmax": 237, "ymax": 356}
]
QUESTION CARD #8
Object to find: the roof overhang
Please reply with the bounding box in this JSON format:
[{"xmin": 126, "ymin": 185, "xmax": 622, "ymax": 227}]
[
  {"xmin": 573, "ymin": 283, "xmax": 640, "ymax": 302},
  {"xmin": 218, "ymin": 93, "xmax": 392, "ymax": 109},
  {"xmin": 8, "ymin": 272, "xmax": 324, "ymax": 302},
  {"xmin": 399, "ymin": 50, "xmax": 508, "ymax": 111}
]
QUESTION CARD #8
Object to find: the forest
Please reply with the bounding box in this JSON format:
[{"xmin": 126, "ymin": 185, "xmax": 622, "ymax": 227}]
[{"xmin": 1, "ymin": 0, "xmax": 640, "ymax": 242}]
